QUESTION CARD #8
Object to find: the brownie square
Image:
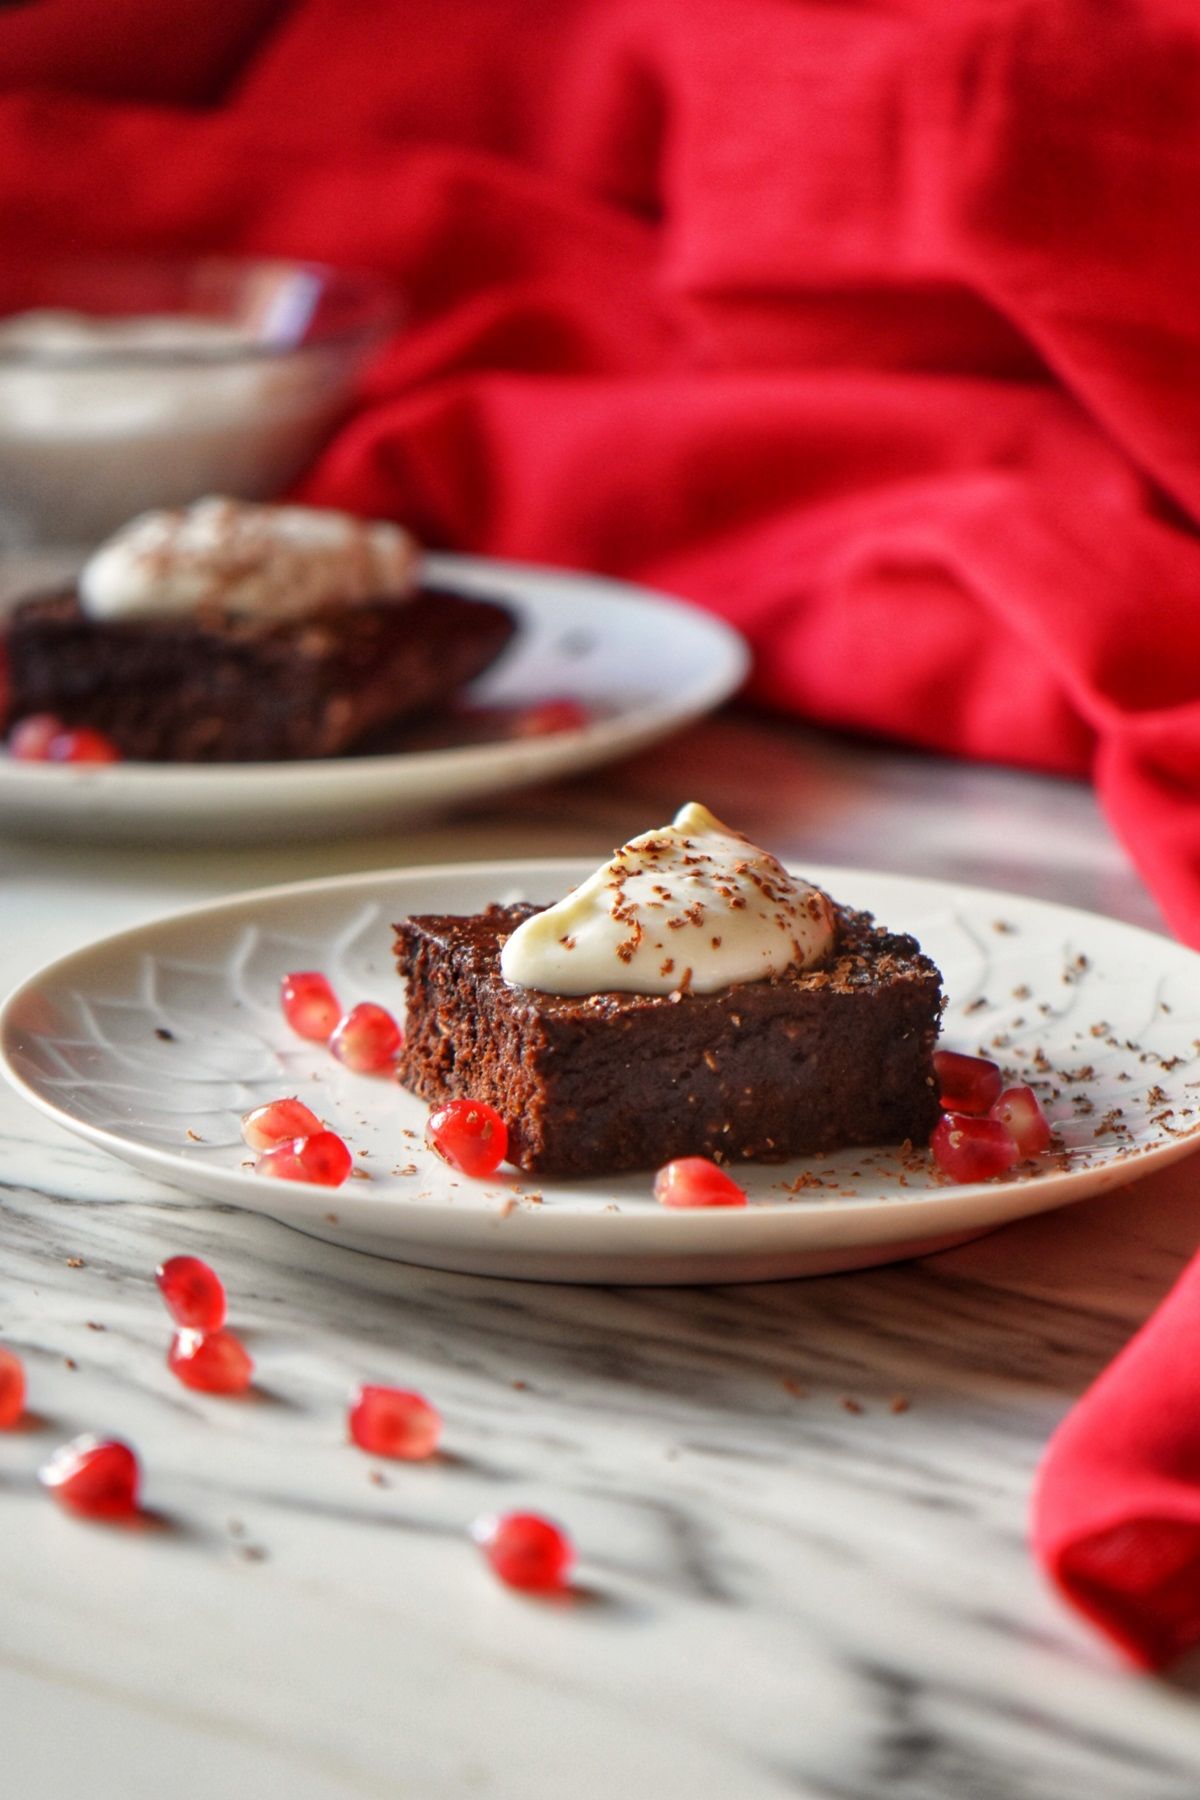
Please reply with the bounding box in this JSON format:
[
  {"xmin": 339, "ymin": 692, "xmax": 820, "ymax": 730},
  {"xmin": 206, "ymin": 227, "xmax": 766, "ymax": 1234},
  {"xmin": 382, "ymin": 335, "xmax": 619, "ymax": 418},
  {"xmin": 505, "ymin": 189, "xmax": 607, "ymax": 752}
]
[
  {"xmin": 394, "ymin": 901, "xmax": 945, "ymax": 1178},
  {"xmin": 2, "ymin": 584, "xmax": 515, "ymax": 762}
]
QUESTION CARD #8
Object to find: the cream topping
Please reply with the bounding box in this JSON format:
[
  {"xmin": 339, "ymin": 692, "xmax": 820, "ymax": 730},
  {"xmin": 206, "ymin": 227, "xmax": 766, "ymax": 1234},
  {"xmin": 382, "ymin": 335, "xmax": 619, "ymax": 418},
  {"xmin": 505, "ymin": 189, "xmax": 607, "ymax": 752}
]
[
  {"xmin": 78, "ymin": 497, "xmax": 419, "ymax": 621},
  {"xmin": 499, "ymin": 802, "xmax": 836, "ymax": 996}
]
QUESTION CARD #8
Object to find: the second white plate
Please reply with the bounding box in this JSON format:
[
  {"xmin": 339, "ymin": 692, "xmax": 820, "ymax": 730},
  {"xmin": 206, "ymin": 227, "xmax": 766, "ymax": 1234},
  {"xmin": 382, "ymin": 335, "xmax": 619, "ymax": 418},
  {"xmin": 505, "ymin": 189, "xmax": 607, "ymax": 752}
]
[
  {"xmin": 3, "ymin": 862, "xmax": 1200, "ymax": 1284},
  {"xmin": 0, "ymin": 554, "xmax": 748, "ymax": 844}
]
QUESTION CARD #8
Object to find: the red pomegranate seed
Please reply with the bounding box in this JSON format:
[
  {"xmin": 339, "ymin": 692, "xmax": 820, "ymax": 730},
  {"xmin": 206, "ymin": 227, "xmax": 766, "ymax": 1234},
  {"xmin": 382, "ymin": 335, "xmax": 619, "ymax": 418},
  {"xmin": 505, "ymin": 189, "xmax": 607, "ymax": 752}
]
[
  {"xmin": 257, "ymin": 1129, "xmax": 352, "ymax": 1187},
  {"xmin": 990, "ymin": 1085, "xmax": 1052, "ymax": 1159},
  {"xmin": 509, "ymin": 699, "xmax": 590, "ymax": 739},
  {"xmin": 46, "ymin": 726, "xmax": 121, "ymax": 764},
  {"xmin": 40, "ymin": 1435, "xmax": 139, "ymax": 1519},
  {"xmin": 931, "ymin": 1113, "xmax": 1020, "ymax": 1183},
  {"xmin": 8, "ymin": 712, "xmax": 63, "ymax": 760},
  {"xmin": 254, "ymin": 1141, "xmax": 305, "ymax": 1181},
  {"xmin": 167, "ymin": 1327, "xmax": 254, "ymax": 1394},
  {"xmin": 471, "ymin": 1511, "xmax": 574, "ymax": 1593},
  {"xmin": 281, "ymin": 970, "xmax": 341, "ymax": 1042},
  {"xmin": 241, "ymin": 1096, "xmax": 323, "ymax": 1151},
  {"xmin": 348, "ymin": 1385, "xmax": 442, "ymax": 1460},
  {"xmin": 653, "ymin": 1157, "xmax": 748, "ymax": 1209},
  {"xmin": 329, "ymin": 1002, "xmax": 403, "ymax": 1073},
  {"xmin": 425, "ymin": 1099, "xmax": 508, "ymax": 1177},
  {"xmin": 155, "ymin": 1254, "xmax": 227, "ymax": 1331},
  {"xmin": 0, "ymin": 1346, "xmax": 26, "ymax": 1428},
  {"xmin": 932, "ymin": 1049, "xmax": 1003, "ymax": 1115}
]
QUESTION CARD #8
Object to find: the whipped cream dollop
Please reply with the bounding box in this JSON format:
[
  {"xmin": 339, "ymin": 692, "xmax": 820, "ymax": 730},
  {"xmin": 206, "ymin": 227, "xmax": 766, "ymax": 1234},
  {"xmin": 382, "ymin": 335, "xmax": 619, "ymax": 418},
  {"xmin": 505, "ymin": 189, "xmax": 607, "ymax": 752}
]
[
  {"xmin": 78, "ymin": 497, "xmax": 420, "ymax": 622},
  {"xmin": 499, "ymin": 802, "xmax": 836, "ymax": 996}
]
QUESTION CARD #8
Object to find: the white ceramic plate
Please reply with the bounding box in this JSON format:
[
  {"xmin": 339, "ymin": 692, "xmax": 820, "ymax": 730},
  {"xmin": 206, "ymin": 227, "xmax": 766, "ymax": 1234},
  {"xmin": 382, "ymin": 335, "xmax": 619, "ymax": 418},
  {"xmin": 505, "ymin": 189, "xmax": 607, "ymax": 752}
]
[
  {"xmin": 0, "ymin": 555, "xmax": 748, "ymax": 844},
  {"xmin": 5, "ymin": 863, "xmax": 1200, "ymax": 1284}
]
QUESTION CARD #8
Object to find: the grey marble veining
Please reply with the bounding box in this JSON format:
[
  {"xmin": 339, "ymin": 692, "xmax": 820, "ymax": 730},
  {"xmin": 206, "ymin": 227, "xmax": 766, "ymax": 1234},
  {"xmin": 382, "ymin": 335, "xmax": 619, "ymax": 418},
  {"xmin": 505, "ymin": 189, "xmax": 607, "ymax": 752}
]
[{"xmin": 2, "ymin": 713, "xmax": 1199, "ymax": 1800}]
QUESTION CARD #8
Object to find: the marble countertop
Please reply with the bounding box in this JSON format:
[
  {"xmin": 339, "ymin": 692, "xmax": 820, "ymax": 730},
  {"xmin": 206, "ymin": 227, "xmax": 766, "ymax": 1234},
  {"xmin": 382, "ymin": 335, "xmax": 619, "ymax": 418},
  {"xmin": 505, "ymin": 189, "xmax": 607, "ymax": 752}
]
[{"xmin": 4, "ymin": 711, "xmax": 1200, "ymax": 1800}]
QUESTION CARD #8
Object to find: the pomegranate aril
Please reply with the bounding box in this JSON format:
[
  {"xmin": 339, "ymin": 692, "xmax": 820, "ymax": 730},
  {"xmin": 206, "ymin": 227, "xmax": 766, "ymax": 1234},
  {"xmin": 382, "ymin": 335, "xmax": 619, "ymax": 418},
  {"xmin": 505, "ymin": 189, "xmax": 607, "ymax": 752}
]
[
  {"xmin": 425, "ymin": 1099, "xmax": 508, "ymax": 1177},
  {"xmin": 471, "ymin": 1511, "xmax": 574, "ymax": 1593},
  {"xmin": 654, "ymin": 1157, "xmax": 747, "ymax": 1209},
  {"xmin": 296, "ymin": 1130, "xmax": 355, "ymax": 1185},
  {"xmin": 155, "ymin": 1254, "xmax": 227, "ymax": 1330},
  {"xmin": 509, "ymin": 698, "xmax": 590, "ymax": 739},
  {"xmin": 931, "ymin": 1112, "xmax": 1020, "ymax": 1183},
  {"xmin": 168, "ymin": 1328, "xmax": 254, "ymax": 1395},
  {"xmin": 0, "ymin": 1346, "xmax": 26, "ymax": 1428},
  {"xmin": 281, "ymin": 970, "xmax": 341, "ymax": 1042},
  {"xmin": 990, "ymin": 1085, "xmax": 1051, "ymax": 1159},
  {"xmin": 46, "ymin": 726, "xmax": 122, "ymax": 764},
  {"xmin": 241, "ymin": 1096, "xmax": 323, "ymax": 1152},
  {"xmin": 932, "ymin": 1050, "xmax": 1003, "ymax": 1115},
  {"xmin": 329, "ymin": 1002, "xmax": 403, "ymax": 1073},
  {"xmin": 349, "ymin": 1385, "xmax": 442, "ymax": 1460},
  {"xmin": 257, "ymin": 1129, "xmax": 352, "ymax": 1188},
  {"xmin": 8, "ymin": 712, "xmax": 63, "ymax": 760},
  {"xmin": 40, "ymin": 1435, "xmax": 139, "ymax": 1519},
  {"xmin": 254, "ymin": 1141, "xmax": 306, "ymax": 1181}
]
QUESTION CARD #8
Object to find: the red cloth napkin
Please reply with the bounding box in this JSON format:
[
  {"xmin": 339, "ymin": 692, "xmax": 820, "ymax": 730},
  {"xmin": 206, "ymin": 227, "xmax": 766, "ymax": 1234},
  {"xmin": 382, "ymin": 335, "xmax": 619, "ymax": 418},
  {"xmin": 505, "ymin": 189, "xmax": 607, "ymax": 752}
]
[
  {"xmin": 6, "ymin": 0, "xmax": 1200, "ymax": 1669},
  {"xmin": 1033, "ymin": 1254, "xmax": 1200, "ymax": 1669}
]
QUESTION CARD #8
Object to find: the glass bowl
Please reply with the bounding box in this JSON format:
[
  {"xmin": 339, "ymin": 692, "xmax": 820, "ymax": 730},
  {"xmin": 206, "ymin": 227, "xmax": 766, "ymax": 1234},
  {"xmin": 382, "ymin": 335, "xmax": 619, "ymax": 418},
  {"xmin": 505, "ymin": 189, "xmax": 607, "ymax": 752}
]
[{"xmin": 0, "ymin": 254, "xmax": 399, "ymax": 547}]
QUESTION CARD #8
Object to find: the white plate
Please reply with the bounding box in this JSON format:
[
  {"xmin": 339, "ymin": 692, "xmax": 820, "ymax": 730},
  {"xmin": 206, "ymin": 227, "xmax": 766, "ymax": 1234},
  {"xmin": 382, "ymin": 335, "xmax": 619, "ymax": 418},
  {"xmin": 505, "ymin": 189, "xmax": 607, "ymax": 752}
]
[
  {"xmin": 4, "ymin": 862, "xmax": 1200, "ymax": 1285},
  {"xmin": 0, "ymin": 555, "xmax": 747, "ymax": 845}
]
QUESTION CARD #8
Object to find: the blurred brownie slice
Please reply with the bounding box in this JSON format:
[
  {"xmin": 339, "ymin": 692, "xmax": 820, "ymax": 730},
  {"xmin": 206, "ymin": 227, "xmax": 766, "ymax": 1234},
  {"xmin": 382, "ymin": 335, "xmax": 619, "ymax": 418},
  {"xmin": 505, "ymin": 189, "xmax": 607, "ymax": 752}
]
[{"xmin": 3, "ymin": 584, "xmax": 515, "ymax": 762}]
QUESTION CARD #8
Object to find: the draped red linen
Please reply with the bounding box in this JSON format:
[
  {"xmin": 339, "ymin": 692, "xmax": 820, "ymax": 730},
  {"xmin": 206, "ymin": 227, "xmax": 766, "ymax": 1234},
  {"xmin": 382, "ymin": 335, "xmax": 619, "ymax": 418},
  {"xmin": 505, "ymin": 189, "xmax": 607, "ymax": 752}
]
[
  {"xmin": 6, "ymin": 0, "xmax": 1200, "ymax": 1666},
  {"xmin": 1033, "ymin": 1254, "xmax": 1200, "ymax": 1670}
]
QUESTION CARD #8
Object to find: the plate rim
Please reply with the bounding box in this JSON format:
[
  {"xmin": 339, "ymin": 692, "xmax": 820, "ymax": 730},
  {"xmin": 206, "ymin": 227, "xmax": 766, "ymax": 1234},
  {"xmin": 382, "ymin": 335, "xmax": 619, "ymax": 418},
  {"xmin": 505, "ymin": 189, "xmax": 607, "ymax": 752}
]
[{"xmin": 3, "ymin": 858, "xmax": 1199, "ymax": 1238}]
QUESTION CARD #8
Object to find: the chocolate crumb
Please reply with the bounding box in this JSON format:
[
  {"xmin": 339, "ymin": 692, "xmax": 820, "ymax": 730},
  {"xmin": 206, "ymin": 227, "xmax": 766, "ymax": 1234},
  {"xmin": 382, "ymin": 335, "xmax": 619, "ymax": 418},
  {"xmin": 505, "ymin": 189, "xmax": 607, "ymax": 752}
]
[
  {"xmin": 154, "ymin": 1027, "xmax": 175, "ymax": 1042},
  {"xmin": 85, "ymin": 1320, "xmax": 106, "ymax": 1332}
]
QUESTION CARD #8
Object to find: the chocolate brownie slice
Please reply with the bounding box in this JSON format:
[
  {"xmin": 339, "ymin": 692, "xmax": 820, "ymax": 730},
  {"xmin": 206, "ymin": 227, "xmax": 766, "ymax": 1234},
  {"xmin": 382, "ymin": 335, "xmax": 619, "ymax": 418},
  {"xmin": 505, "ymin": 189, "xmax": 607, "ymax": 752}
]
[
  {"xmin": 2, "ymin": 585, "xmax": 515, "ymax": 762},
  {"xmin": 394, "ymin": 901, "xmax": 944, "ymax": 1178}
]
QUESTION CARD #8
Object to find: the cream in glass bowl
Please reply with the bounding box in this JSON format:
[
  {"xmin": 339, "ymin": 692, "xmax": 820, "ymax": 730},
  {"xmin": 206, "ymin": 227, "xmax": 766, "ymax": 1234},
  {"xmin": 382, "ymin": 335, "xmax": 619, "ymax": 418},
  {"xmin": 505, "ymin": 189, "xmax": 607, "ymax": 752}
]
[{"xmin": 0, "ymin": 254, "xmax": 398, "ymax": 548}]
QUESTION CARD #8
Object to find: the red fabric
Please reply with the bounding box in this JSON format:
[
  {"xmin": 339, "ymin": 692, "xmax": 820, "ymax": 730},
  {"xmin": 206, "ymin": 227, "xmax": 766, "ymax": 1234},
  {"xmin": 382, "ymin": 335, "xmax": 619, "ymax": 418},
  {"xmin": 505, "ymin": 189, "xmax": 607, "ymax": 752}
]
[
  {"xmin": 1033, "ymin": 1255, "xmax": 1200, "ymax": 1669},
  {"xmin": 4, "ymin": 0, "xmax": 1200, "ymax": 944}
]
